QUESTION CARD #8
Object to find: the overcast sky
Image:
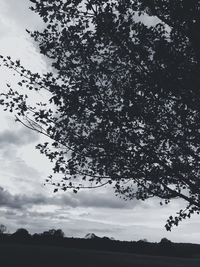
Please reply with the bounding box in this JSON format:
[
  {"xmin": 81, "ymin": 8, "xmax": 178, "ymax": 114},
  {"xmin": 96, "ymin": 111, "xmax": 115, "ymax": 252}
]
[{"xmin": 0, "ymin": 0, "xmax": 200, "ymax": 243}]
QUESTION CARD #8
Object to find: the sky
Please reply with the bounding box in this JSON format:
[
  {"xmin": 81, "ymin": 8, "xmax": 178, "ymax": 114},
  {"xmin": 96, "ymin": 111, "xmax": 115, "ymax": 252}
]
[{"xmin": 0, "ymin": 0, "xmax": 200, "ymax": 244}]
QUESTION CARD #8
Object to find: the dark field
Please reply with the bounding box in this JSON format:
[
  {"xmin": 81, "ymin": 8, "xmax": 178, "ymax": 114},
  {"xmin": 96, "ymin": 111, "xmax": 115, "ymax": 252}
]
[{"xmin": 1, "ymin": 243, "xmax": 200, "ymax": 267}]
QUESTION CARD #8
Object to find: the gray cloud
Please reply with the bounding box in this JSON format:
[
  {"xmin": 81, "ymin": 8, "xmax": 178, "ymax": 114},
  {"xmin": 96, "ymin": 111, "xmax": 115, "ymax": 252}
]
[
  {"xmin": 0, "ymin": 128, "xmax": 39, "ymax": 147},
  {"xmin": 1, "ymin": 0, "xmax": 43, "ymax": 32},
  {"xmin": 0, "ymin": 186, "xmax": 48, "ymax": 209},
  {"xmin": 60, "ymin": 190, "xmax": 139, "ymax": 210},
  {"xmin": 0, "ymin": 185, "xmax": 139, "ymax": 211}
]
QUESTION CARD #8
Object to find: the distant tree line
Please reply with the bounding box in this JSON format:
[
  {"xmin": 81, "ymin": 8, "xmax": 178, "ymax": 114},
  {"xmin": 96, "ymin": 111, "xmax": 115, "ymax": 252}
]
[
  {"xmin": 0, "ymin": 227, "xmax": 64, "ymax": 239},
  {"xmin": 0, "ymin": 224, "xmax": 200, "ymax": 258}
]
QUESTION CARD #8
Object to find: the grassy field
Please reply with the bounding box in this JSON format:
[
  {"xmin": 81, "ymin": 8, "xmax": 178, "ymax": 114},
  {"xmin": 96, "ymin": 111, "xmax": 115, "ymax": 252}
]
[{"xmin": 1, "ymin": 243, "xmax": 200, "ymax": 267}]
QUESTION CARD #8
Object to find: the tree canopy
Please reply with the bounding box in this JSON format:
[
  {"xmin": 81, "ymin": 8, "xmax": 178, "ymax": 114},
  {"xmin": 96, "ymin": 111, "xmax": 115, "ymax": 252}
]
[{"xmin": 1, "ymin": 0, "xmax": 200, "ymax": 230}]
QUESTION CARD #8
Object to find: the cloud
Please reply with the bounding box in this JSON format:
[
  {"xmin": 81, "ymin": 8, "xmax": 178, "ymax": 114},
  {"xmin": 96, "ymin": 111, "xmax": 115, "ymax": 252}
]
[
  {"xmin": 0, "ymin": 186, "xmax": 48, "ymax": 209},
  {"xmin": 0, "ymin": 128, "xmax": 39, "ymax": 148},
  {"xmin": 60, "ymin": 190, "xmax": 139, "ymax": 209},
  {"xmin": 0, "ymin": 185, "xmax": 140, "ymax": 211},
  {"xmin": 0, "ymin": 0, "xmax": 43, "ymax": 34}
]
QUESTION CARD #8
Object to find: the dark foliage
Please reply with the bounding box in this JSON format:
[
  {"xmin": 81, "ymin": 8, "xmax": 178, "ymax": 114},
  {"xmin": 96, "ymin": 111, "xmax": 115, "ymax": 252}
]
[{"xmin": 1, "ymin": 0, "xmax": 200, "ymax": 229}]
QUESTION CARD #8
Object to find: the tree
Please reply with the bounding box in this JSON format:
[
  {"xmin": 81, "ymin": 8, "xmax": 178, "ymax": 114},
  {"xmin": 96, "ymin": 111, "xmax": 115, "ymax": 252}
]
[
  {"xmin": 159, "ymin": 237, "xmax": 172, "ymax": 246},
  {"xmin": 1, "ymin": 0, "xmax": 200, "ymax": 230},
  {"xmin": 0, "ymin": 224, "xmax": 7, "ymax": 235},
  {"xmin": 42, "ymin": 229, "xmax": 64, "ymax": 238},
  {"xmin": 13, "ymin": 228, "xmax": 30, "ymax": 239},
  {"xmin": 160, "ymin": 237, "xmax": 171, "ymax": 243}
]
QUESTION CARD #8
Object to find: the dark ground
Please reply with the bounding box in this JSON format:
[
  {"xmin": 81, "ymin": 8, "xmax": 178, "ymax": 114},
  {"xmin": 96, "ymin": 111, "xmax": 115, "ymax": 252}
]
[{"xmin": 1, "ymin": 243, "xmax": 200, "ymax": 267}]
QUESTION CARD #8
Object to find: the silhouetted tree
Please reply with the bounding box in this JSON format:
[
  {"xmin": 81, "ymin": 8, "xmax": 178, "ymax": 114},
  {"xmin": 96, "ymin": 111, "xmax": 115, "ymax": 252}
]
[
  {"xmin": 0, "ymin": 224, "xmax": 6, "ymax": 235},
  {"xmin": 42, "ymin": 229, "xmax": 64, "ymax": 238},
  {"xmin": 13, "ymin": 228, "xmax": 30, "ymax": 239},
  {"xmin": 1, "ymin": 0, "xmax": 200, "ymax": 229},
  {"xmin": 159, "ymin": 237, "xmax": 172, "ymax": 245}
]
